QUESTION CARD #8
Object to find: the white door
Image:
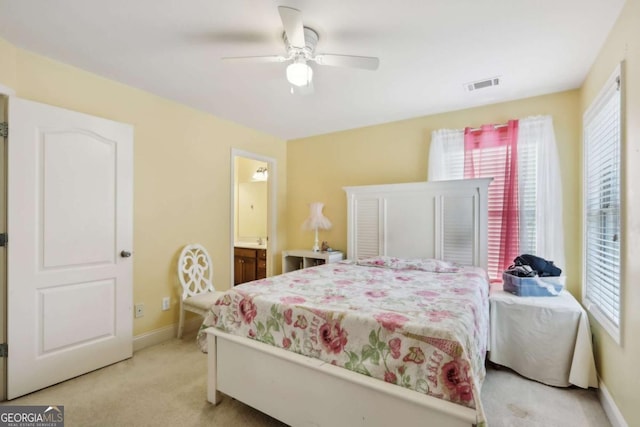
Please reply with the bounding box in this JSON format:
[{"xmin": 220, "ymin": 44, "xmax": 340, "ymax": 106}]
[{"xmin": 6, "ymin": 98, "xmax": 133, "ymax": 399}]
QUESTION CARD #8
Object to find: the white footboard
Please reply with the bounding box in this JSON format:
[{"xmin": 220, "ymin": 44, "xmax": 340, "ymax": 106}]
[{"xmin": 206, "ymin": 327, "xmax": 477, "ymax": 427}]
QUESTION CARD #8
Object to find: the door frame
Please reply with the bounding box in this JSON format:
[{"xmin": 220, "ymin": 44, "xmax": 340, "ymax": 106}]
[
  {"xmin": 230, "ymin": 149, "xmax": 277, "ymax": 289},
  {"xmin": 0, "ymin": 83, "xmax": 15, "ymax": 402}
]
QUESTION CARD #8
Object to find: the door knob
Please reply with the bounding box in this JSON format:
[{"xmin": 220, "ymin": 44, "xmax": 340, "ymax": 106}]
[{"xmin": 120, "ymin": 250, "xmax": 132, "ymax": 258}]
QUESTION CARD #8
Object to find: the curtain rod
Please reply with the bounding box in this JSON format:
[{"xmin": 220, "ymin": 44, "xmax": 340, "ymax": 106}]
[{"xmin": 468, "ymin": 123, "xmax": 508, "ymax": 132}]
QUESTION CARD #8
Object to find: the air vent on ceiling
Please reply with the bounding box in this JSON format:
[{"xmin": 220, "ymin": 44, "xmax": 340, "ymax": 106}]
[{"xmin": 465, "ymin": 77, "xmax": 500, "ymax": 92}]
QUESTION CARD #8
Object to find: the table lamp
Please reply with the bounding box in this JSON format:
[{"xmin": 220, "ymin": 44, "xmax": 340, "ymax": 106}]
[{"xmin": 302, "ymin": 202, "xmax": 332, "ymax": 252}]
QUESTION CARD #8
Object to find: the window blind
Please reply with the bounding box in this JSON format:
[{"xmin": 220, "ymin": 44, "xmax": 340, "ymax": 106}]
[
  {"xmin": 517, "ymin": 129, "xmax": 538, "ymax": 255},
  {"xmin": 465, "ymin": 145, "xmax": 512, "ymax": 280},
  {"xmin": 465, "ymin": 143, "xmax": 534, "ymax": 281},
  {"xmin": 583, "ymin": 64, "xmax": 622, "ymax": 343}
]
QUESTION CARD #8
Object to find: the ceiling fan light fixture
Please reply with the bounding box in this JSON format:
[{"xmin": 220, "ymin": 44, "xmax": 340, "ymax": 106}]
[
  {"xmin": 222, "ymin": 7, "xmax": 379, "ymax": 94},
  {"xmin": 286, "ymin": 60, "xmax": 313, "ymax": 87}
]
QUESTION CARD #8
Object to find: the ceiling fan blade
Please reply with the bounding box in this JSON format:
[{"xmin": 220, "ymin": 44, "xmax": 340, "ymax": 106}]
[
  {"xmin": 314, "ymin": 54, "xmax": 380, "ymax": 70},
  {"xmin": 182, "ymin": 31, "xmax": 271, "ymax": 45},
  {"xmin": 222, "ymin": 55, "xmax": 287, "ymax": 64},
  {"xmin": 291, "ymin": 80, "xmax": 314, "ymax": 96},
  {"xmin": 278, "ymin": 6, "xmax": 305, "ymax": 48}
]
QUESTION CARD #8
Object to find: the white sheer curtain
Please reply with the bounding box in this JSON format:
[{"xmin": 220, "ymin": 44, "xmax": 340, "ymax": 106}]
[
  {"xmin": 428, "ymin": 116, "xmax": 565, "ymax": 271},
  {"xmin": 428, "ymin": 128, "xmax": 464, "ymax": 180},
  {"xmin": 518, "ymin": 115, "xmax": 565, "ymax": 270}
]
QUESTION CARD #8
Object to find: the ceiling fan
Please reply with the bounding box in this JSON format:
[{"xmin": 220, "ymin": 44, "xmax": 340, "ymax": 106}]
[{"xmin": 222, "ymin": 6, "xmax": 380, "ymax": 94}]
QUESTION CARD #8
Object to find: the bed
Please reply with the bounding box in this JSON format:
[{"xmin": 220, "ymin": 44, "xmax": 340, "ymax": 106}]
[{"xmin": 202, "ymin": 178, "xmax": 492, "ymax": 427}]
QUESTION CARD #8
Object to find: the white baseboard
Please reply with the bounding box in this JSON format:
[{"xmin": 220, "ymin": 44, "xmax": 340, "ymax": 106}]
[
  {"xmin": 598, "ymin": 377, "xmax": 628, "ymax": 427},
  {"xmin": 133, "ymin": 318, "xmax": 202, "ymax": 352}
]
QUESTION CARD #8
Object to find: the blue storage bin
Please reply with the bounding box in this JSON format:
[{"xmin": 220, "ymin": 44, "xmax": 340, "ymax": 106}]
[{"xmin": 502, "ymin": 272, "xmax": 565, "ymax": 297}]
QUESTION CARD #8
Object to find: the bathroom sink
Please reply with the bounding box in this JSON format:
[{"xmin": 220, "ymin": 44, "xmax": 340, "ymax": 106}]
[{"xmin": 235, "ymin": 242, "xmax": 267, "ymax": 250}]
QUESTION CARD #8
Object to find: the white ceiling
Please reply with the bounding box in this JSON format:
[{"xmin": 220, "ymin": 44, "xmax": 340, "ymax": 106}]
[{"xmin": 0, "ymin": 0, "xmax": 625, "ymax": 140}]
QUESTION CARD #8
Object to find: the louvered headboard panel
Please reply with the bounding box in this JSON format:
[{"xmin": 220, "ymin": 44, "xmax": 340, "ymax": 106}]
[
  {"xmin": 344, "ymin": 178, "xmax": 491, "ymax": 270},
  {"xmin": 352, "ymin": 198, "xmax": 380, "ymax": 259}
]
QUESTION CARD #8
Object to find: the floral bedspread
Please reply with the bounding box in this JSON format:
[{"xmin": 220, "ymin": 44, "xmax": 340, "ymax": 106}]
[{"xmin": 198, "ymin": 258, "xmax": 490, "ymax": 425}]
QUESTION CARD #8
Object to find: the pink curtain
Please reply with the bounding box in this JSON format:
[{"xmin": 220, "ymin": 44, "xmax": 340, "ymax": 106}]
[{"xmin": 464, "ymin": 120, "xmax": 519, "ymax": 281}]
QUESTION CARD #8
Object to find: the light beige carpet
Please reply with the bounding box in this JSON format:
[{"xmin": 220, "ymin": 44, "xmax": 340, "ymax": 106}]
[
  {"xmin": 1, "ymin": 332, "xmax": 610, "ymax": 427},
  {"xmin": 481, "ymin": 363, "xmax": 610, "ymax": 427}
]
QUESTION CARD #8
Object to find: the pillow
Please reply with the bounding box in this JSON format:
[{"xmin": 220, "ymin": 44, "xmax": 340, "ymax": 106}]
[{"xmin": 356, "ymin": 256, "xmax": 460, "ymax": 273}]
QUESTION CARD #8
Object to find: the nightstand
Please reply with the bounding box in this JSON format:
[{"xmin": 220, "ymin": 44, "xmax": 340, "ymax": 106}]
[
  {"xmin": 488, "ymin": 283, "xmax": 598, "ymax": 388},
  {"xmin": 282, "ymin": 249, "xmax": 344, "ymax": 273}
]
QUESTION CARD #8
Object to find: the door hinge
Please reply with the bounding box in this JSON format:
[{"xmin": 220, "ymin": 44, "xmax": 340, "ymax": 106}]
[
  {"xmin": 0, "ymin": 343, "xmax": 7, "ymax": 358},
  {"xmin": 0, "ymin": 233, "xmax": 6, "ymax": 247},
  {"xmin": 0, "ymin": 122, "xmax": 7, "ymax": 138}
]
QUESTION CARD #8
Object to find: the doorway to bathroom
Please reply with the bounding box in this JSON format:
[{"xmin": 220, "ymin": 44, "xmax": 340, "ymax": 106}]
[{"xmin": 230, "ymin": 149, "xmax": 276, "ymax": 288}]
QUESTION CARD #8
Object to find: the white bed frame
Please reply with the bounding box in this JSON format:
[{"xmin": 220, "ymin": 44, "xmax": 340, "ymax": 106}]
[{"xmin": 206, "ymin": 178, "xmax": 491, "ymax": 427}]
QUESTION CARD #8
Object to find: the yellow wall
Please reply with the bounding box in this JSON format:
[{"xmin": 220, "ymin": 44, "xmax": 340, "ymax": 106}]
[
  {"xmin": 0, "ymin": 39, "xmax": 287, "ymax": 336},
  {"xmin": 0, "ymin": 38, "xmax": 17, "ymax": 90},
  {"xmin": 580, "ymin": 0, "xmax": 640, "ymax": 424},
  {"xmin": 288, "ymin": 90, "xmax": 582, "ymax": 294}
]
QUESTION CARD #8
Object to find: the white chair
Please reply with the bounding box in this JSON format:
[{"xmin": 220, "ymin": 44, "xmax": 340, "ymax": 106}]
[{"xmin": 177, "ymin": 244, "xmax": 224, "ymax": 339}]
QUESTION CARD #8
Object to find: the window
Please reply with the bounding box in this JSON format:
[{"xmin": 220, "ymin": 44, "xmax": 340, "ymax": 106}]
[
  {"xmin": 583, "ymin": 64, "xmax": 622, "ymax": 344},
  {"xmin": 467, "ymin": 129, "xmax": 539, "ymax": 280},
  {"xmin": 429, "ymin": 116, "xmax": 563, "ymax": 283}
]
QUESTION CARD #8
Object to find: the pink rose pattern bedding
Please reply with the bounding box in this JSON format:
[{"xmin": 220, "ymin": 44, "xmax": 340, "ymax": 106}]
[{"xmin": 198, "ymin": 260, "xmax": 490, "ymax": 425}]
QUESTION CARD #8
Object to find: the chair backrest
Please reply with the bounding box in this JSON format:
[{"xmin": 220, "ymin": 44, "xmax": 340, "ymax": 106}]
[{"xmin": 178, "ymin": 244, "xmax": 215, "ymax": 299}]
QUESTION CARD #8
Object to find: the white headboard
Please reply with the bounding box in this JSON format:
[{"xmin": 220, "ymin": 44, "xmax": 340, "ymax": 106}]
[{"xmin": 343, "ymin": 178, "xmax": 491, "ymax": 270}]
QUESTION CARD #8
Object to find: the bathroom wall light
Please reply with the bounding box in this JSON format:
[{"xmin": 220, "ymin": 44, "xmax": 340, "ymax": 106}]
[{"xmin": 252, "ymin": 167, "xmax": 268, "ymax": 182}]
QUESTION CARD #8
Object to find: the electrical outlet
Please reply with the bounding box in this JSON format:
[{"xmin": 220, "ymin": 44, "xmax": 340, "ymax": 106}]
[
  {"xmin": 162, "ymin": 297, "xmax": 170, "ymax": 311},
  {"xmin": 134, "ymin": 303, "xmax": 144, "ymax": 318}
]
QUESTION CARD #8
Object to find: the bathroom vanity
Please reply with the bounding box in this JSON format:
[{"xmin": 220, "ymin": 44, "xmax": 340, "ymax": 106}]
[{"xmin": 234, "ymin": 245, "xmax": 267, "ymax": 286}]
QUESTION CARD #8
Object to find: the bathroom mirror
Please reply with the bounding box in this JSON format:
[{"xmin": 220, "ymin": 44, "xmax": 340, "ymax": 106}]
[{"xmin": 238, "ymin": 181, "xmax": 267, "ymax": 240}]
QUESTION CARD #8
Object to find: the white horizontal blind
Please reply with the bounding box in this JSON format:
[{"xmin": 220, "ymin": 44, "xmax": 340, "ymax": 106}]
[
  {"xmin": 517, "ymin": 129, "xmax": 538, "ymax": 255},
  {"xmin": 465, "ymin": 145, "xmax": 508, "ymax": 280},
  {"xmin": 465, "ymin": 144, "xmax": 528, "ymax": 281},
  {"xmin": 583, "ymin": 65, "xmax": 622, "ymax": 343},
  {"xmin": 443, "ymin": 146, "xmax": 465, "ymax": 180}
]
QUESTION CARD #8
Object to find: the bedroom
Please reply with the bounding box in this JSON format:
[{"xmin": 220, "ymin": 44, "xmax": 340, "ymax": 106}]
[{"xmin": 0, "ymin": 0, "xmax": 638, "ymax": 426}]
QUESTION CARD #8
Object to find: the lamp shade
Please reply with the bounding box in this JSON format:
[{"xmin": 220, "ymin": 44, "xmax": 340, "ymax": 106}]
[{"xmin": 302, "ymin": 202, "xmax": 332, "ymax": 230}]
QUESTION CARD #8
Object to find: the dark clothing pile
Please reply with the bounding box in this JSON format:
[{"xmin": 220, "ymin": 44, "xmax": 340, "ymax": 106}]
[{"xmin": 505, "ymin": 254, "xmax": 562, "ymax": 278}]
